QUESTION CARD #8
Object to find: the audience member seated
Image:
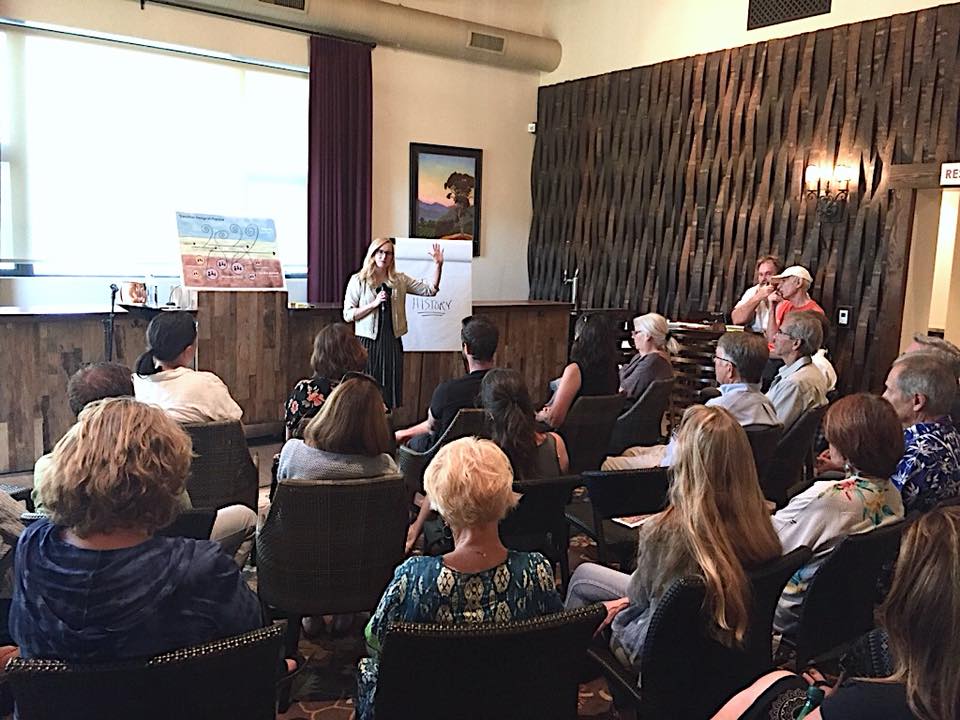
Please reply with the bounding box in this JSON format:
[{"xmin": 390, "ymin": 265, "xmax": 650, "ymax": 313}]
[
  {"xmin": 277, "ymin": 376, "xmax": 398, "ymax": 482},
  {"xmin": 284, "ymin": 323, "xmax": 368, "ymax": 439},
  {"xmin": 133, "ymin": 310, "xmax": 242, "ymax": 423},
  {"xmin": 394, "ymin": 315, "xmax": 498, "ymax": 451},
  {"xmin": 356, "ymin": 438, "xmax": 563, "ymax": 720},
  {"xmin": 618, "ymin": 313, "xmax": 676, "ymax": 402},
  {"xmin": 772, "ymin": 394, "xmax": 904, "ymax": 640},
  {"xmin": 904, "ymin": 332, "xmax": 960, "ymax": 423},
  {"xmin": 764, "ymin": 265, "xmax": 824, "ymax": 342},
  {"xmin": 804, "ymin": 311, "xmax": 837, "ymax": 392},
  {"xmin": 565, "ymin": 405, "xmax": 781, "ymax": 682},
  {"xmin": 33, "ymin": 362, "xmax": 257, "ymax": 565},
  {"xmin": 276, "ymin": 375, "xmax": 397, "ymax": 639},
  {"xmin": 602, "ymin": 331, "xmax": 779, "ymax": 470},
  {"xmin": 712, "ymin": 505, "xmax": 960, "ymax": 720},
  {"xmin": 766, "ymin": 311, "xmax": 828, "ymax": 432},
  {"xmin": 480, "ymin": 368, "xmax": 569, "ymax": 479},
  {"xmin": 883, "ymin": 353, "xmax": 960, "ymax": 512},
  {"xmin": 731, "ymin": 255, "xmax": 783, "ymax": 332},
  {"xmin": 537, "ymin": 312, "xmax": 620, "ymax": 429},
  {"xmin": 12, "ymin": 398, "xmax": 263, "ymax": 661}
]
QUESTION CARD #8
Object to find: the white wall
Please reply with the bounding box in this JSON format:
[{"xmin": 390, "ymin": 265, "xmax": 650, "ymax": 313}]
[
  {"xmin": 0, "ymin": 0, "xmax": 542, "ymax": 303},
  {"xmin": 541, "ymin": 0, "xmax": 950, "ymax": 85}
]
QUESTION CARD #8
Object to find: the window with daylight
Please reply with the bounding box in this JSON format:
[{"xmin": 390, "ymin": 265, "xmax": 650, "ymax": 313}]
[{"xmin": 0, "ymin": 27, "xmax": 308, "ymax": 276}]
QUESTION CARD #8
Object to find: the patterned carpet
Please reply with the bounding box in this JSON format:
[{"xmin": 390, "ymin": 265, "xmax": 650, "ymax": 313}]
[{"xmin": 275, "ymin": 527, "xmax": 619, "ymax": 720}]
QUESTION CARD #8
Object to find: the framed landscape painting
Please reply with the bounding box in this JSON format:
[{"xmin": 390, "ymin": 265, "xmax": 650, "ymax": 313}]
[{"xmin": 409, "ymin": 143, "xmax": 483, "ymax": 256}]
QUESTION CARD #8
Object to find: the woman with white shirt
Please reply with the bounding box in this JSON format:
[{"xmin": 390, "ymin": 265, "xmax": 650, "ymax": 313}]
[{"xmin": 133, "ymin": 311, "xmax": 242, "ymax": 423}]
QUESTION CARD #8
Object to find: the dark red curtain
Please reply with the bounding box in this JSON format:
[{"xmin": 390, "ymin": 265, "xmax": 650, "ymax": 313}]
[{"xmin": 307, "ymin": 35, "xmax": 372, "ymax": 303}]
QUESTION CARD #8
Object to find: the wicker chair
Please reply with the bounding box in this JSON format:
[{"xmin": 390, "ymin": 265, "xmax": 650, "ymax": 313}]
[
  {"xmin": 608, "ymin": 378, "xmax": 674, "ymax": 455},
  {"xmin": 789, "ymin": 520, "xmax": 908, "ymax": 668},
  {"xmin": 566, "ymin": 468, "xmax": 671, "ymax": 568},
  {"xmin": 397, "ymin": 408, "xmax": 488, "ymax": 498},
  {"xmin": 373, "ymin": 604, "xmax": 605, "ymax": 720},
  {"xmin": 763, "ymin": 404, "xmax": 826, "ymax": 508},
  {"xmin": 182, "ymin": 421, "xmax": 259, "ymax": 511},
  {"xmin": 558, "ymin": 394, "xmax": 627, "ymax": 473},
  {"xmin": 500, "ymin": 474, "xmax": 582, "ymax": 591},
  {"xmin": 257, "ymin": 475, "xmax": 407, "ymax": 711},
  {"xmin": 6, "ymin": 625, "xmax": 283, "ymax": 720},
  {"xmin": 590, "ymin": 548, "xmax": 812, "ymax": 720},
  {"xmin": 743, "ymin": 423, "xmax": 783, "ymax": 487}
]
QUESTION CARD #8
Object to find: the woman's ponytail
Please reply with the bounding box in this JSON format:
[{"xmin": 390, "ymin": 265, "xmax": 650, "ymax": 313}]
[{"xmin": 135, "ymin": 349, "xmax": 159, "ymax": 376}]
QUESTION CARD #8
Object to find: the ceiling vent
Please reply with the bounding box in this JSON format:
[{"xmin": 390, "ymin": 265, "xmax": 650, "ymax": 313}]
[
  {"xmin": 468, "ymin": 31, "xmax": 505, "ymax": 54},
  {"xmin": 747, "ymin": 0, "xmax": 831, "ymax": 30},
  {"xmin": 135, "ymin": 0, "xmax": 561, "ymax": 72},
  {"xmin": 257, "ymin": 0, "xmax": 306, "ymax": 10}
]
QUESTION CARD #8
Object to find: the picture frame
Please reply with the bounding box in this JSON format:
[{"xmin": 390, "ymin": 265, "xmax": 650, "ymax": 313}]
[{"xmin": 409, "ymin": 143, "xmax": 483, "ymax": 257}]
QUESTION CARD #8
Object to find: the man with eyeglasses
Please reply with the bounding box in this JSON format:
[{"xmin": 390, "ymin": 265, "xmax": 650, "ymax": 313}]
[
  {"xmin": 766, "ymin": 312, "xmax": 829, "ymax": 432},
  {"xmin": 602, "ymin": 332, "xmax": 779, "ymax": 470}
]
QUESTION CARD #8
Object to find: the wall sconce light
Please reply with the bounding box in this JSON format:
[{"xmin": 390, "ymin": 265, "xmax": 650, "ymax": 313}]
[{"xmin": 804, "ymin": 164, "xmax": 853, "ymax": 223}]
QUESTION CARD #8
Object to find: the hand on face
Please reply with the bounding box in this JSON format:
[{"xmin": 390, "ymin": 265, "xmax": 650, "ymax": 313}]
[{"xmin": 756, "ymin": 284, "xmax": 776, "ymax": 300}]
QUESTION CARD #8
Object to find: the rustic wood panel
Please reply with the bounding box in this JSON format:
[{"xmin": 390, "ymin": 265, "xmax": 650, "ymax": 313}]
[
  {"xmin": 0, "ymin": 314, "xmax": 147, "ymax": 472},
  {"xmin": 2, "ymin": 300, "xmax": 570, "ymax": 473},
  {"xmin": 529, "ymin": 4, "xmax": 960, "ymax": 393},
  {"xmin": 196, "ymin": 291, "xmax": 289, "ymax": 427}
]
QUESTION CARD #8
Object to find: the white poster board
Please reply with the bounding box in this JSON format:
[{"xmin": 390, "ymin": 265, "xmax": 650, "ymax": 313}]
[{"xmin": 395, "ymin": 238, "xmax": 472, "ymax": 352}]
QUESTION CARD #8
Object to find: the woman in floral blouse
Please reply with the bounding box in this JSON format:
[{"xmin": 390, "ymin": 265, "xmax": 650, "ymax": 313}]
[
  {"xmin": 284, "ymin": 323, "xmax": 368, "ymax": 438},
  {"xmin": 773, "ymin": 393, "xmax": 905, "ymax": 639},
  {"xmin": 356, "ymin": 438, "xmax": 563, "ymax": 719}
]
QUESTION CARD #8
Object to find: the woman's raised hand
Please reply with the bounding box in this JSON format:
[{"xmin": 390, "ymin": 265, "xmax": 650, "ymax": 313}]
[{"xmin": 428, "ymin": 243, "xmax": 444, "ymax": 264}]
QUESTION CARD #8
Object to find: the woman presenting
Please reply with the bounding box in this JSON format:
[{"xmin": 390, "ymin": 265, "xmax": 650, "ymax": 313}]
[{"xmin": 343, "ymin": 237, "xmax": 443, "ymax": 408}]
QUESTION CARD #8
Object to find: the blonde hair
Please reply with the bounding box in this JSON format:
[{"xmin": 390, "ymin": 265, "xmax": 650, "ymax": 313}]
[
  {"xmin": 303, "ymin": 377, "xmax": 393, "ymax": 456},
  {"xmin": 424, "ymin": 437, "xmax": 520, "ymax": 530},
  {"xmin": 42, "ymin": 398, "xmax": 191, "ymax": 537},
  {"xmin": 633, "ymin": 313, "xmax": 680, "ymax": 354},
  {"xmin": 358, "ymin": 237, "xmax": 398, "ymax": 288},
  {"xmin": 651, "ymin": 405, "xmax": 781, "ymax": 646},
  {"xmin": 881, "ymin": 506, "xmax": 960, "ymax": 720}
]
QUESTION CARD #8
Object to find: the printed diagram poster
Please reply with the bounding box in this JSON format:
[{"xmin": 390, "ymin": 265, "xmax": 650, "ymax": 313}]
[
  {"xmin": 177, "ymin": 212, "xmax": 285, "ymax": 290},
  {"xmin": 395, "ymin": 238, "xmax": 472, "ymax": 352}
]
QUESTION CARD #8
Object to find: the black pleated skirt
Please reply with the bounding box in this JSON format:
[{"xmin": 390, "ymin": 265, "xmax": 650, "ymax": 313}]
[{"xmin": 360, "ymin": 333, "xmax": 404, "ymax": 409}]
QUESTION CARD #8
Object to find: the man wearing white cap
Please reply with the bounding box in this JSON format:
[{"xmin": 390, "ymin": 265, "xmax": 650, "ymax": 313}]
[{"xmin": 764, "ymin": 265, "xmax": 824, "ymax": 343}]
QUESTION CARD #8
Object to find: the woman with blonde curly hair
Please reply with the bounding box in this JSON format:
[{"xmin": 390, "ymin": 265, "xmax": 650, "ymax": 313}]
[
  {"xmin": 355, "ymin": 437, "xmax": 564, "ymax": 719},
  {"xmin": 10, "ymin": 398, "xmax": 262, "ymax": 661},
  {"xmin": 565, "ymin": 405, "xmax": 782, "ymax": 682}
]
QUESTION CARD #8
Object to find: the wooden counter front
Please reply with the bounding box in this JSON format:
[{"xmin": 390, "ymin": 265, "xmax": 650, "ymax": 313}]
[{"xmin": 0, "ymin": 295, "xmax": 571, "ymax": 473}]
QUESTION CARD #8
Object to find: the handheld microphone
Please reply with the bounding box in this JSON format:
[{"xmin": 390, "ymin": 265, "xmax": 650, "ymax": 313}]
[{"xmin": 378, "ymin": 284, "xmax": 391, "ymax": 314}]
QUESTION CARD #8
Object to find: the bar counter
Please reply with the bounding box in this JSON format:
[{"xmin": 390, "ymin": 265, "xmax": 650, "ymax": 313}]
[{"xmin": 0, "ymin": 293, "xmax": 571, "ymax": 473}]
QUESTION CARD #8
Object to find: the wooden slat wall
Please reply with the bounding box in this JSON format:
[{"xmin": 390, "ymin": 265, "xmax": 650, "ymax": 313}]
[
  {"xmin": 529, "ymin": 4, "xmax": 960, "ymax": 392},
  {"xmin": 0, "ymin": 315, "xmax": 147, "ymax": 473}
]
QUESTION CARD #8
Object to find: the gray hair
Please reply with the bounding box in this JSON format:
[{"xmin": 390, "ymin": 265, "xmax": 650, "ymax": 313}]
[
  {"xmin": 893, "ymin": 353, "xmax": 958, "ymax": 417},
  {"xmin": 781, "ymin": 312, "xmax": 822, "ymax": 357},
  {"xmin": 911, "ymin": 335, "xmax": 960, "ymax": 380},
  {"xmin": 716, "ymin": 332, "xmax": 769, "ymax": 383},
  {"xmin": 632, "ymin": 313, "xmax": 680, "ymax": 354}
]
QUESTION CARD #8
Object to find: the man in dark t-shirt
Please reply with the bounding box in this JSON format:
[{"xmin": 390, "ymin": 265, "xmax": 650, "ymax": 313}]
[{"xmin": 396, "ymin": 316, "xmax": 499, "ymax": 452}]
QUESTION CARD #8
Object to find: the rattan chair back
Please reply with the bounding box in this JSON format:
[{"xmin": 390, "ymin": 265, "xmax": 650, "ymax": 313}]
[
  {"xmin": 397, "ymin": 408, "xmax": 488, "ymax": 497},
  {"xmin": 374, "ymin": 604, "xmax": 605, "ymax": 720},
  {"xmin": 792, "ymin": 520, "xmax": 907, "ymax": 667},
  {"xmin": 558, "ymin": 394, "xmax": 627, "ymax": 473},
  {"xmin": 182, "ymin": 421, "xmax": 259, "ymax": 511},
  {"xmin": 608, "ymin": 377, "xmax": 673, "ymax": 454},
  {"xmin": 257, "ymin": 474, "xmax": 407, "ymax": 615},
  {"xmin": 6, "ymin": 625, "xmax": 282, "ymax": 720},
  {"xmin": 763, "ymin": 404, "xmax": 826, "ymax": 507}
]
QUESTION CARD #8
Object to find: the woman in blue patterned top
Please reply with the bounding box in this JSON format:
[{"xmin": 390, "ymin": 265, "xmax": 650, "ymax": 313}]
[{"xmin": 356, "ymin": 437, "xmax": 563, "ymax": 719}]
